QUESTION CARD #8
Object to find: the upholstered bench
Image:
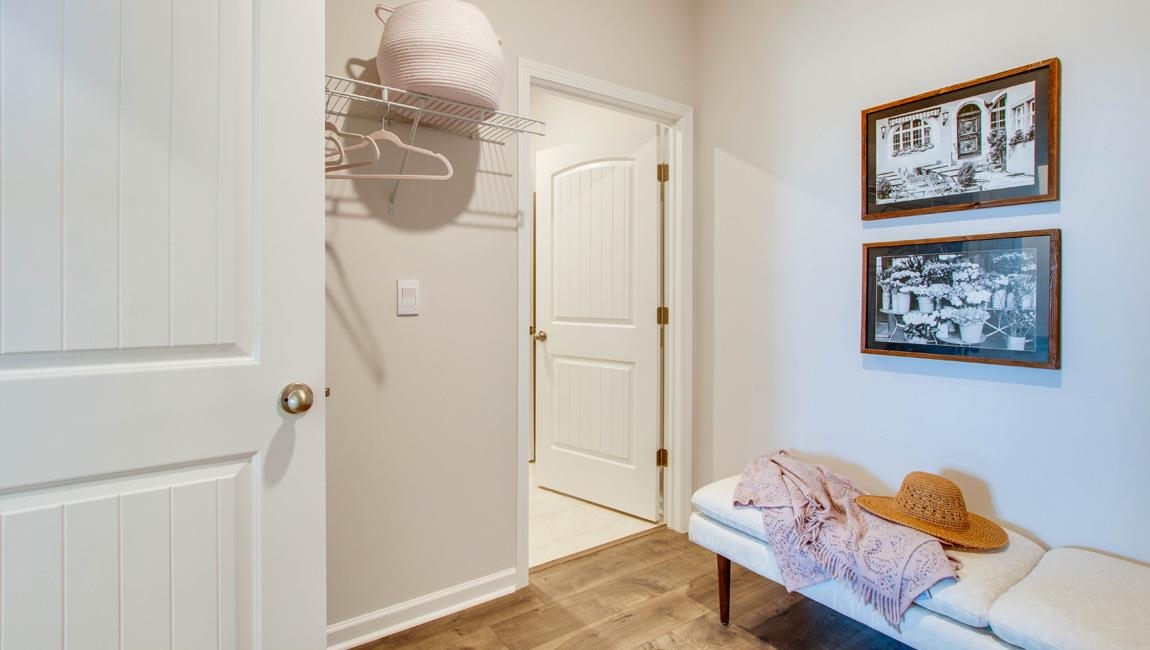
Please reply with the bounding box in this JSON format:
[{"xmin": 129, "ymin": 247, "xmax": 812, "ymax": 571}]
[{"xmin": 689, "ymin": 475, "xmax": 1150, "ymax": 650}]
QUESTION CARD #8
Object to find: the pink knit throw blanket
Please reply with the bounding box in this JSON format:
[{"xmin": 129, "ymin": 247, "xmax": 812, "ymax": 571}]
[{"xmin": 733, "ymin": 451, "xmax": 956, "ymax": 629}]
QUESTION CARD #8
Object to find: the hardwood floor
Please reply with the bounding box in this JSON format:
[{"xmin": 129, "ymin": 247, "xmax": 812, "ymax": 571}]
[{"xmin": 355, "ymin": 529, "xmax": 909, "ymax": 649}]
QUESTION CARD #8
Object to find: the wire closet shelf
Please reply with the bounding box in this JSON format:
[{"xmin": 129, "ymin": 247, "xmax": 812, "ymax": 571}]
[{"xmin": 325, "ymin": 74, "xmax": 545, "ymax": 145}]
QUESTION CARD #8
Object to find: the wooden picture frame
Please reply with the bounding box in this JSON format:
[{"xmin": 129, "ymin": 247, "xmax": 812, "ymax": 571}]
[
  {"xmin": 861, "ymin": 230, "xmax": 1061, "ymax": 369},
  {"xmin": 862, "ymin": 59, "xmax": 1060, "ymax": 220}
]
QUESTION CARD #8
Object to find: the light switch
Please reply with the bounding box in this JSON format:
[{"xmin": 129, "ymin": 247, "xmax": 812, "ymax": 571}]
[{"xmin": 397, "ymin": 279, "xmax": 420, "ymax": 316}]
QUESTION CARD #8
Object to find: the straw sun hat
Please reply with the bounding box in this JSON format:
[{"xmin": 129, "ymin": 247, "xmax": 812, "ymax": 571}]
[{"xmin": 856, "ymin": 472, "xmax": 1008, "ymax": 550}]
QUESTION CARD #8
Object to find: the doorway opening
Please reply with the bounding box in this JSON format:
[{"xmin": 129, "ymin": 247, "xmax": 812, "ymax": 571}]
[
  {"xmin": 516, "ymin": 62, "xmax": 694, "ymax": 580},
  {"xmin": 527, "ymin": 87, "xmax": 664, "ymax": 566}
]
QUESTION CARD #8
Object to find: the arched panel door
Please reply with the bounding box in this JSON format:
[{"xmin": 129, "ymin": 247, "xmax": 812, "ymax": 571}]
[{"xmin": 534, "ymin": 133, "xmax": 661, "ymax": 521}]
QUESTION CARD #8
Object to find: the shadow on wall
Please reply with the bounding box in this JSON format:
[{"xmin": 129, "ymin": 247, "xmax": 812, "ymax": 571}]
[
  {"xmin": 861, "ymin": 354, "xmax": 1063, "ymax": 389},
  {"xmin": 788, "ymin": 449, "xmax": 890, "ymax": 494},
  {"xmin": 328, "ymin": 57, "xmax": 518, "ymax": 230},
  {"xmin": 469, "ymin": 141, "xmax": 520, "ymax": 222},
  {"xmin": 345, "ymin": 57, "xmax": 380, "ymax": 85},
  {"xmin": 937, "ymin": 468, "xmax": 1001, "ymax": 519},
  {"xmin": 265, "ymin": 411, "xmax": 299, "ymax": 487},
  {"xmin": 324, "ymin": 116, "xmax": 480, "ymax": 230},
  {"xmin": 345, "ymin": 135, "xmax": 520, "ymax": 230},
  {"xmin": 938, "ymin": 467, "xmax": 1049, "ymax": 551},
  {"xmin": 325, "ymin": 240, "xmax": 386, "ymax": 385}
]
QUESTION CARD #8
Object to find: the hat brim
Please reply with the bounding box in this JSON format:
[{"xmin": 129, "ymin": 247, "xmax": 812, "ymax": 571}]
[{"xmin": 856, "ymin": 495, "xmax": 1008, "ymax": 551}]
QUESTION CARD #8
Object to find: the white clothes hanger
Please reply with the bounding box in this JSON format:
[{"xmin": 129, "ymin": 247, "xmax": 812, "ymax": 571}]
[
  {"xmin": 325, "ymin": 121, "xmax": 384, "ymax": 173},
  {"xmin": 325, "ymin": 121, "xmax": 454, "ymax": 181},
  {"xmin": 326, "ymin": 133, "xmax": 347, "ymax": 164}
]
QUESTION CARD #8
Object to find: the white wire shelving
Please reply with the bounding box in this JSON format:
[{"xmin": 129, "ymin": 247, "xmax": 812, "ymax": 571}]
[
  {"xmin": 324, "ymin": 74, "xmax": 544, "ymax": 213},
  {"xmin": 324, "ymin": 74, "xmax": 545, "ymax": 145}
]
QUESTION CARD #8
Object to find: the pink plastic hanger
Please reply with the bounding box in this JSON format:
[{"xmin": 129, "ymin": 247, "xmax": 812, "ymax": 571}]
[
  {"xmin": 325, "ymin": 121, "xmax": 454, "ymax": 181},
  {"xmin": 325, "ymin": 121, "xmax": 383, "ymax": 173}
]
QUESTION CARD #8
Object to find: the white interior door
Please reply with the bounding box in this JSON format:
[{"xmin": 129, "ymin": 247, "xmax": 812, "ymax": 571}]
[
  {"xmin": 0, "ymin": 1, "xmax": 324, "ymax": 649},
  {"xmin": 535, "ymin": 131, "xmax": 661, "ymax": 522}
]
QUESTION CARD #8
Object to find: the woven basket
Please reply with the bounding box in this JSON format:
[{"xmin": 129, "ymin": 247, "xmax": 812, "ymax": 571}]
[{"xmin": 375, "ymin": 1, "xmax": 504, "ymax": 111}]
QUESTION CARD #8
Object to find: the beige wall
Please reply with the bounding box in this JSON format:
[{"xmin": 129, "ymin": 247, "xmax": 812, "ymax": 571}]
[
  {"xmin": 530, "ymin": 87, "xmax": 662, "ymax": 175},
  {"xmin": 694, "ymin": 0, "xmax": 1150, "ymax": 563},
  {"xmin": 329, "ymin": 0, "xmax": 1150, "ymax": 636},
  {"xmin": 324, "ymin": 0, "xmax": 697, "ymax": 628}
]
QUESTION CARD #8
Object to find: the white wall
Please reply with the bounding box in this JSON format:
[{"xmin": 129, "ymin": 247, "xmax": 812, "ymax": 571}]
[
  {"xmin": 324, "ymin": 0, "xmax": 697, "ymax": 639},
  {"xmin": 530, "ymin": 87, "xmax": 660, "ymax": 176},
  {"xmin": 694, "ymin": 0, "xmax": 1150, "ymax": 564},
  {"xmin": 326, "ymin": 1, "xmax": 1150, "ymax": 640}
]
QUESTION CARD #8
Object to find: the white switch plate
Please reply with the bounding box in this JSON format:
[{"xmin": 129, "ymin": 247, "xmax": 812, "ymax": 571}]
[{"xmin": 397, "ymin": 279, "xmax": 420, "ymax": 316}]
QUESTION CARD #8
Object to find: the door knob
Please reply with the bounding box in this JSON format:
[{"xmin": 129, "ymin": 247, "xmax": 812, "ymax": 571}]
[
  {"xmin": 532, "ymin": 330, "xmax": 548, "ymax": 342},
  {"xmin": 280, "ymin": 382, "xmax": 315, "ymax": 414}
]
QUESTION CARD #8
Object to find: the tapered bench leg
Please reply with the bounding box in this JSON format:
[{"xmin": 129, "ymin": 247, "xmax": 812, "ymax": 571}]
[{"xmin": 717, "ymin": 554, "xmax": 731, "ymax": 626}]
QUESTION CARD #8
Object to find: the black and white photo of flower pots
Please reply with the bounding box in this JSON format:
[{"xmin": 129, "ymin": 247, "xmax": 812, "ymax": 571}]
[{"xmin": 863, "ymin": 230, "xmax": 1061, "ymax": 369}]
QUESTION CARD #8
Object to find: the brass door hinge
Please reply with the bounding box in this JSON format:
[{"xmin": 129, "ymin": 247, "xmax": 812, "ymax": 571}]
[
  {"xmin": 656, "ymin": 448, "xmax": 669, "ymax": 467},
  {"xmin": 656, "ymin": 163, "xmax": 669, "ymax": 183},
  {"xmin": 324, "ymin": 386, "xmax": 332, "ymax": 398},
  {"xmin": 656, "ymin": 306, "xmax": 669, "ymax": 325}
]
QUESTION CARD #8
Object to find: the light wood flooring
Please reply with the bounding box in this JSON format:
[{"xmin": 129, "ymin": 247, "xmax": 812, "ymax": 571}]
[{"xmin": 355, "ymin": 528, "xmax": 909, "ymax": 649}]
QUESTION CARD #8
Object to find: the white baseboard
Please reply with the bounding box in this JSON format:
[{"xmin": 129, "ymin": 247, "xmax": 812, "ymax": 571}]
[{"xmin": 326, "ymin": 568, "xmax": 518, "ymax": 650}]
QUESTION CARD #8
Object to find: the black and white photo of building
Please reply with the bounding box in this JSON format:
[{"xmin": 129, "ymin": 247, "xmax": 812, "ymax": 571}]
[{"xmin": 874, "ymin": 81, "xmax": 1037, "ymax": 205}]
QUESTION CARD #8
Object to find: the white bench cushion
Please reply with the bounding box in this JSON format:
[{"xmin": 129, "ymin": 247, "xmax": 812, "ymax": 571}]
[
  {"xmin": 691, "ymin": 475, "xmax": 764, "ymax": 541},
  {"xmin": 692, "ymin": 475, "xmax": 1042, "ymax": 630},
  {"xmin": 915, "ymin": 530, "xmax": 1044, "ymax": 628},
  {"xmin": 989, "ymin": 547, "xmax": 1150, "ymax": 650}
]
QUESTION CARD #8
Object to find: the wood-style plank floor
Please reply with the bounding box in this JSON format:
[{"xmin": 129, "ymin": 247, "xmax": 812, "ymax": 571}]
[{"xmin": 355, "ymin": 528, "xmax": 909, "ymax": 649}]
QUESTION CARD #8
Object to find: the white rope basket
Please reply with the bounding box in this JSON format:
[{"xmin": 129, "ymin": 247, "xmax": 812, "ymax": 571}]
[{"xmin": 375, "ymin": 1, "xmax": 504, "ymax": 111}]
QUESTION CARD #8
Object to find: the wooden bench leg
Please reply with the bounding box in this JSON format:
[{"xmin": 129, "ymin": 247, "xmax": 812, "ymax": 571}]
[{"xmin": 717, "ymin": 554, "xmax": 731, "ymax": 626}]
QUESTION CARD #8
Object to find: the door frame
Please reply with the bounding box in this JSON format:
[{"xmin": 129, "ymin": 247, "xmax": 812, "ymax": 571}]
[{"xmin": 515, "ymin": 59, "xmax": 693, "ymax": 587}]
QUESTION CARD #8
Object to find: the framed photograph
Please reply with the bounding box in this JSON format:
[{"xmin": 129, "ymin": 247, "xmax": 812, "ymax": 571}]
[
  {"xmin": 861, "ymin": 230, "xmax": 1061, "ymax": 369},
  {"xmin": 862, "ymin": 59, "xmax": 1060, "ymax": 220}
]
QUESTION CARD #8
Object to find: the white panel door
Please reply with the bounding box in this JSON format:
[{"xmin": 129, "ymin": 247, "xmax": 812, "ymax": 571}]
[
  {"xmin": 0, "ymin": 1, "xmax": 324, "ymax": 649},
  {"xmin": 535, "ymin": 133, "xmax": 661, "ymax": 521}
]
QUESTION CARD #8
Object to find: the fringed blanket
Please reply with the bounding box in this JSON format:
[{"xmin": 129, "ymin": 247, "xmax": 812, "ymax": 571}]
[{"xmin": 733, "ymin": 451, "xmax": 956, "ymax": 629}]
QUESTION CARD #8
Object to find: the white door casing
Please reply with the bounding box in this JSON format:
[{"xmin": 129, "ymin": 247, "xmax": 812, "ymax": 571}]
[
  {"xmin": 0, "ymin": 1, "xmax": 324, "ymax": 649},
  {"xmin": 534, "ymin": 134, "xmax": 661, "ymax": 522}
]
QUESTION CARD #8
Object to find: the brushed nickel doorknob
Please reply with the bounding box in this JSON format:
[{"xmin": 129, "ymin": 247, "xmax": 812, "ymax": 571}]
[
  {"xmin": 280, "ymin": 383, "xmax": 315, "ymax": 415},
  {"xmin": 532, "ymin": 330, "xmax": 548, "ymax": 342}
]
